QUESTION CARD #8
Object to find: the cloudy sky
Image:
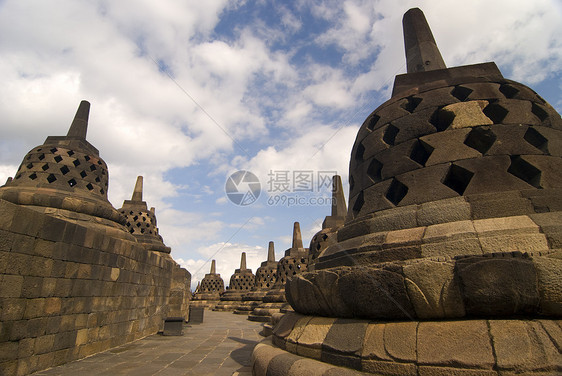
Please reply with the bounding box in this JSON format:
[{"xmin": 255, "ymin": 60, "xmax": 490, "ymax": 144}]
[{"xmin": 0, "ymin": 0, "xmax": 561, "ymax": 287}]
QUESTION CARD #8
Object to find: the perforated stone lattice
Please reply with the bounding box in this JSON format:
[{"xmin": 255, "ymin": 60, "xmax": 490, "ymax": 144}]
[
  {"xmin": 255, "ymin": 265, "xmax": 277, "ymax": 290},
  {"xmin": 348, "ymin": 79, "xmax": 562, "ymax": 219},
  {"xmin": 120, "ymin": 209, "xmax": 158, "ymax": 236},
  {"xmin": 276, "ymin": 257, "xmax": 308, "ymax": 285},
  {"xmin": 13, "ymin": 146, "xmax": 109, "ymax": 197},
  {"xmin": 200, "ymin": 275, "xmax": 224, "ymax": 293},
  {"xmin": 228, "ymin": 273, "xmax": 255, "ymax": 291}
]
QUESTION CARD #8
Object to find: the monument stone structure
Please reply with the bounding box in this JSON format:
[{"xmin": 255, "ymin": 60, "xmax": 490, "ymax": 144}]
[
  {"xmin": 248, "ymin": 222, "xmax": 309, "ymax": 323},
  {"xmin": 234, "ymin": 241, "xmax": 278, "ymax": 315},
  {"xmin": 308, "ymin": 175, "xmax": 347, "ymax": 267},
  {"xmin": 214, "ymin": 252, "xmax": 255, "ymax": 311},
  {"xmin": 190, "ymin": 260, "xmax": 225, "ymax": 308},
  {"xmin": 252, "ymin": 8, "xmax": 562, "ymax": 375},
  {"xmin": 0, "ymin": 101, "xmax": 191, "ymax": 375}
]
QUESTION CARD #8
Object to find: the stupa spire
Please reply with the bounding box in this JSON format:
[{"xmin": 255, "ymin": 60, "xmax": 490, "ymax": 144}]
[
  {"xmin": 66, "ymin": 100, "xmax": 90, "ymax": 139},
  {"xmin": 210, "ymin": 259, "xmax": 216, "ymax": 274},
  {"xmin": 331, "ymin": 175, "xmax": 347, "ymax": 218},
  {"xmin": 403, "ymin": 8, "xmax": 446, "ymax": 73},
  {"xmin": 267, "ymin": 241, "xmax": 275, "ymax": 262},
  {"xmin": 240, "ymin": 252, "xmax": 247, "ymax": 271},
  {"xmin": 131, "ymin": 176, "xmax": 143, "ymax": 202},
  {"xmin": 292, "ymin": 222, "xmax": 303, "ymax": 249}
]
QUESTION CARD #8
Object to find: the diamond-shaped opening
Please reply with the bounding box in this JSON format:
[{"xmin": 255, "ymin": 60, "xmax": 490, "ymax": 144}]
[
  {"xmin": 47, "ymin": 174, "xmax": 57, "ymax": 183},
  {"xmin": 430, "ymin": 107, "xmax": 454, "ymax": 131},
  {"xmin": 100, "ymin": 189, "xmax": 104, "ymax": 194},
  {"xmin": 499, "ymin": 84, "xmax": 519, "ymax": 99},
  {"xmin": 508, "ymin": 156, "xmax": 541, "ymax": 188},
  {"xmin": 60, "ymin": 166, "xmax": 70, "ymax": 175},
  {"xmin": 90, "ymin": 164, "xmax": 97, "ymax": 171},
  {"xmin": 354, "ymin": 143, "xmax": 365, "ymax": 162},
  {"xmin": 84, "ymin": 155, "xmax": 91, "ymax": 161},
  {"xmin": 28, "ymin": 173, "xmax": 37, "ymax": 180},
  {"xmin": 129, "ymin": 228, "xmax": 134, "ymax": 234},
  {"xmin": 140, "ymin": 228, "xmax": 145, "ymax": 234},
  {"xmin": 524, "ymin": 127, "xmax": 548, "ymax": 153},
  {"xmin": 483, "ymin": 102, "xmax": 508, "ymax": 123},
  {"xmin": 367, "ymin": 158, "xmax": 383, "ymax": 183},
  {"xmin": 80, "ymin": 171, "xmax": 87, "ymax": 178},
  {"xmin": 38, "ymin": 154, "xmax": 45, "ymax": 161},
  {"xmin": 68, "ymin": 178, "xmax": 77, "ymax": 187},
  {"xmin": 352, "ymin": 191, "xmax": 364, "ymax": 218},
  {"xmin": 41, "ymin": 163, "xmax": 49, "ymax": 171},
  {"xmin": 383, "ymin": 124, "xmax": 399, "ymax": 145},
  {"xmin": 97, "ymin": 160, "xmax": 102, "ymax": 165},
  {"xmin": 409, "ymin": 140, "xmax": 434, "ymax": 166},
  {"xmin": 349, "ymin": 174, "xmax": 355, "ymax": 192},
  {"xmin": 36, "ymin": 148, "xmax": 42, "ymax": 152},
  {"xmin": 464, "ymin": 127, "xmax": 497, "ymax": 154},
  {"xmin": 401, "ymin": 96, "xmax": 422, "ymax": 113},
  {"xmin": 531, "ymin": 103, "xmax": 548, "ymax": 122},
  {"xmin": 95, "ymin": 177, "xmax": 100, "ymax": 182},
  {"xmin": 385, "ymin": 178, "xmax": 408, "ymax": 206},
  {"xmin": 67, "ymin": 150, "xmax": 75, "ymax": 156},
  {"xmin": 86, "ymin": 183, "xmax": 94, "ymax": 190},
  {"xmin": 133, "ymin": 215, "xmax": 139, "ymax": 221},
  {"xmin": 451, "ymin": 86, "xmax": 473, "ymax": 101},
  {"xmin": 443, "ymin": 164, "xmax": 474, "ymax": 195},
  {"xmin": 50, "ymin": 148, "xmax": 58, "ymax": 153},
  {"xmin": 26, "ymin": 163, "xmax": 33, "ymax": 169},
  {"xmin": 54, "ymin": 155, "xmax": 63, "ymax": 163},
  {"xmin": 367, "ymin": 114, "xmax": 381, "ymax": 130},
  {"xmin": 72, "ymin": 159, "xmax": 81, "ymax": 167}
]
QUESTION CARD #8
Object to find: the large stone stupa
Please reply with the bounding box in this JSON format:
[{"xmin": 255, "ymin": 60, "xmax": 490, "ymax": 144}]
[
  {"xmin": 190, "ymin": 260, "xmax": 225, "ymax": 308},
  {"xmin": 253, "ymin": 8, "xmax": 562, "ymax": 376},
  {"xmin": 214, "ymin": 252, "xmax": 255, "ymax": 311}
]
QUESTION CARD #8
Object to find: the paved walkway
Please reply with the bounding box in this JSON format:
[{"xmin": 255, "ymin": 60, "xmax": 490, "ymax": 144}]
[{"xmin": 33, "ymin": 310, "xmax": 263, "ymax": 376}]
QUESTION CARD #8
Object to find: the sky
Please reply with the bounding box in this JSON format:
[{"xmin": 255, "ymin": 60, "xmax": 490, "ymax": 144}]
[{"xmin": 0, "ymin": 0, "xmax": 561, "ymax": 288}]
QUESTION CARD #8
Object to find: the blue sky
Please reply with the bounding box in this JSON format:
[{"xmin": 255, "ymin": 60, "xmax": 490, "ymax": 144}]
[{"xmin": 0, "ymin": 0, "xmax": 561, "ymax": 286}]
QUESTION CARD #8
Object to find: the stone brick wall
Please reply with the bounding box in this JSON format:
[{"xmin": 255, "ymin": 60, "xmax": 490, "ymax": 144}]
[
  {"xmin": 168, "ymin": 266, "xmax": 191, "ymax": 320},
  {"xmin": 0, "ymin": 199, "xmax": 179, "ymax": 375}
]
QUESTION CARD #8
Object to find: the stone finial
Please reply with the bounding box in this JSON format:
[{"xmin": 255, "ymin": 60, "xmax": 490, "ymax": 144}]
[
  {"xmin": 240, "ymin": 252, "xmax": 247, "ymax": 271},
  {"xmin": 403, "ymin": 8, "xmax": 446, "ymax": 73},
  {"xmin": 331, "ymin": 175, "xmax": 347, "ymax": 218},
  {"xmin": 150, "ymin": 207, "xmax": 155, "ymax": 214},
  {"xmin": 267, "ymin": 241, "xmax": 275, "ymax": 262},
  {"xmin": 210, "ymin": 259, "xmax": 216, "ymax": 274},
  {"xmin": 292, "ymin": 222, "xmax": 303, "ymax": 249},
  {"xmin": 66, "ymin": 100, "xmax": 90, "ymax": 139},
  {"xmin": 4, "ymin": 177, "xmax": 12, "ymax": 185},
  {"xmin": 131, "ymin": 176, "xmax": 143, "ymax": 202}
]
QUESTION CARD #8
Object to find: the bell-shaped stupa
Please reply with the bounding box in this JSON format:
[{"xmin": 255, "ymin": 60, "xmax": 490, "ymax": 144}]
[
  {"xmin": 256, "ymin": 8, "xmax": 562, "ymax": 375},
  {"xmin": 234, "ymin": 241, "xmax": 278, "ymax": 315},
  {"xmin": 190, "ymin": 260, "xmax": 225, "ymax": 308},
  {"xmin": 0, "ymin": 101, "xmax": 124, "ymax": 227},
  {"xmin": 118, "ymin": 176, "xmax": 171, "ymax": 254},
  {"xmin": 214, "ymin": 252, "xmax": 255, "ymax": 311}
]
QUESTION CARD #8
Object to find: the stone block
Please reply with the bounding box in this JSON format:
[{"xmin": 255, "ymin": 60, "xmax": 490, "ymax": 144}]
[
  {"xmin": 34, "ymin": 334, "xmax": 55, "ymax": 354},
  {"xmin": 267, "ymin": 352, "xmax": 302, "ymax": 376},
  {"xmin": 295, "ymin": 317, "xmax": 336, "ymax": 360},
  {"xmin": 418, "ymin": 366, "xmax": 497, "ymax": 376},
  {"xmin": 418, "ymin": 320, "xmax": 494, "ymax": 368},
  {"xmin": 417, "ymin": 197, "xmax": 471, "ymax": 226},
  {"xmin": 395, "ymin": 165, "xmax": 461, "ymax": 207},
  {"xmin": 322, "ymin": 319, "xmax": 368, "ymax": 357},
  {"xmin": 0, "ymin": 298, "xmax": 26, "ymax": 321},
  {"xmin": 478, "ymin": 233, "xmax": 548, "ymax": 254},
  {"xmin": 29, "ymin": 257, "xmax": 54, "ymax": 278},
  {"xmin": 287, "ymin": 358, "xmax": 335, "ymax": 376},
  {"xmin": 0, "ymin": 275, "xmax": 23, "ymax": 298},
  {"xmin": 24, "ymin": 298, "xmax": 46, "ymax": 319},
  {"xmin": 534, "ymin": 256, "xmax": 562, "ymax": 315},
  {"xmin": 252, "ymin": 338, "xmax": 287, "ymax": 376},
  {"xmin": 383, "ymin": 321, "xmax": 417, "ymax": 362},
  {"xmin": 468, "ymin": 195, "xmax": 534, "ymax": 220},
  {"xmin": 17, "ymin": 338, "xmax": 35, "ymax": 358},
  {"xmin": 53, "ymin": 331, "xmax": 77, "ymax": 351},
  {"xmin": 362, "ymin": 359, "xmax": 417, "ymax": 375},
  {"xmin": 404, "ymin": 259, "xmax": 465, "ymax": 319},
  {"xmin": 0, "ymin": 341, "xmax": 19, "ymax": 361},
  {"xmin": 456, "ymin": 257, "xmax": 539, "ymax": 316},
  {"xmin": 472, "ymin": 215, "xmax": 539, "ymax": 235},
  {"xmin": 385, "ymin": 227, "xmax": 425, "ymax": 246}
]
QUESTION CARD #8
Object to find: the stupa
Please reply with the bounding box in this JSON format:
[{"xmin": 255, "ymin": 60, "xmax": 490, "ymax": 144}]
[
  {"xmin": 214, "ymin": 252, "xmax": 255, "ymax": 311},
  {"xmin": 248, "ymin": 222, "xmax": 309, "ymax": 322},
  {"xmin": 190, "ymin": 260, "xmax": 225, "ymax": 308},
  {"xmin": 118, "ymin": 176, "xmax": 171, "ymax": 254},
  {"xmin": 307, "ymin": 175, "xmax": 347, "ymax": 267},
  {"xmin": 254, "ymin": 8, "xmax": 562, "ymax": 375},
  {"xmin": 0, "ymin": 100, "xmax": 125, "ymax": 230},
  {"xmin": 234, "ymin": 241, "xmax": 278, "ymax": 315}
]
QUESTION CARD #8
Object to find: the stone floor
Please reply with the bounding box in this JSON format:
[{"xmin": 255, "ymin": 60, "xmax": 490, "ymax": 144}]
[{"xmin": 32, "ymin": 310, "xmax": 263, "ymax": 376}]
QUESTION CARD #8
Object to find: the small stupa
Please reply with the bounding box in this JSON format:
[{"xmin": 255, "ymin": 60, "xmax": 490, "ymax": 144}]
[
  {"xmin": 307, "ymin": 175, "xmax": 347, "ymax": 267},
  {"xmin": 234, "ymin": 241, "xmax": 278, "ymax": 315},
  {"xmin": 248, "ymin": 222, "xmax": 308, "ymax": 322},
  {"xmin": 214, "ymin": 252, "xmax": 255, "ymax": 311},
  {"xmin": 118, "ymin": 176, "xmax": 171, "ymax": 254},
  {"xmin": 190, "ymin": 260, "xmax": 224, "ymax": 308}
]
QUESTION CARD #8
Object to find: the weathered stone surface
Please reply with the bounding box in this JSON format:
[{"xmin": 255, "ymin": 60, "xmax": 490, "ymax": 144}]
[
  {"xmin": 418, "ymin": 320, "xmax": 494, "ymax": 368},
  {"xmin": 456, "ymin": 257, "xmax": 539, "ymax": 316},
  {"xmin": 534, "ymin": 256, "xmax": 562, "ymax": 315},
  {"xmin": 441, "ymin": 100, "xmax": 493, "ymax": 129},
  {"xmin": 383, "ymin": 321, "xmax": 417, "ymax": 362}
]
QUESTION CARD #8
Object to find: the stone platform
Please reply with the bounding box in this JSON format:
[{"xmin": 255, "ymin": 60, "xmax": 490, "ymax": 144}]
[{"xmin": 31, "ymin": 310, "xmax": 262, "ymax": 376}]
